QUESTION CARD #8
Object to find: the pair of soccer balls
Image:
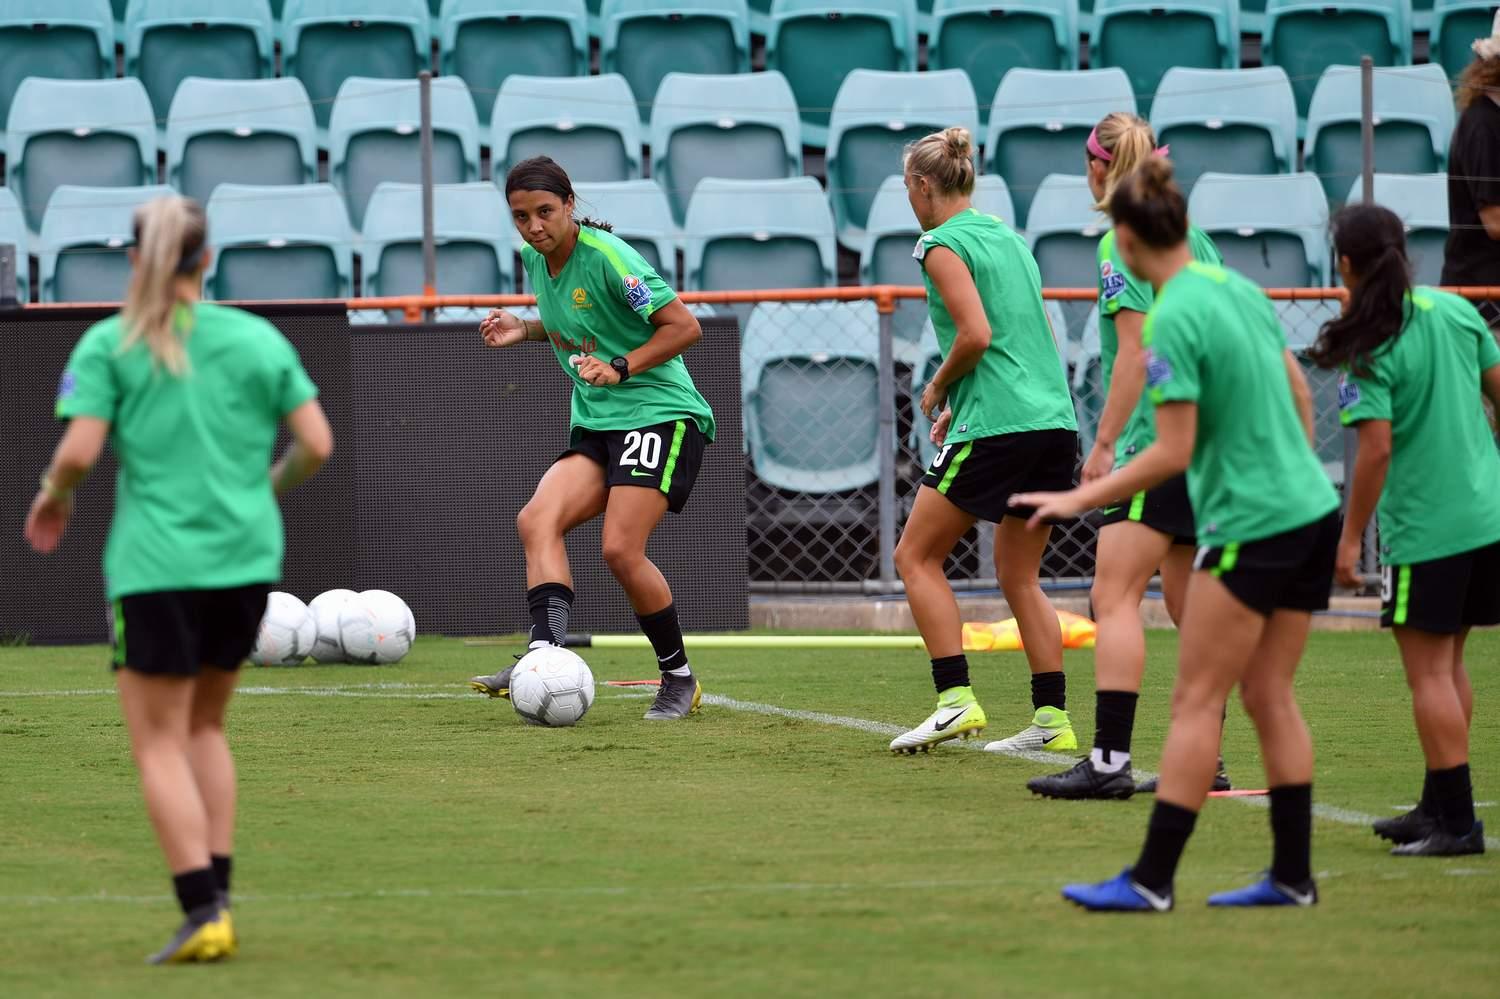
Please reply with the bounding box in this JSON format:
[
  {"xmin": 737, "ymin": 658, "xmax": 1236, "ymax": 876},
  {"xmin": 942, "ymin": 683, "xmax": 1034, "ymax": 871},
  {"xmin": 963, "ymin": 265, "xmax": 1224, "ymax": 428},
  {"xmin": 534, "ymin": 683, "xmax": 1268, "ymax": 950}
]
[
  {"xmin": 249, "ymin": 589, "xmax": 415, "ymax": 666},
  {"xmin": 511, "ymin": 645, "xmax": 596, "ymax": 727}
]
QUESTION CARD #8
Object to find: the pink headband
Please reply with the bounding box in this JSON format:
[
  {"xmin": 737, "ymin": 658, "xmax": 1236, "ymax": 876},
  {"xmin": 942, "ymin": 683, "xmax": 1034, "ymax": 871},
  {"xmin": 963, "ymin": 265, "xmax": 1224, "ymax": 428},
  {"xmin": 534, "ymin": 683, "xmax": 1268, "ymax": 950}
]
[{"xmin": 1086, "ymin": 126, "xmax": 1170, "ymax": 162}]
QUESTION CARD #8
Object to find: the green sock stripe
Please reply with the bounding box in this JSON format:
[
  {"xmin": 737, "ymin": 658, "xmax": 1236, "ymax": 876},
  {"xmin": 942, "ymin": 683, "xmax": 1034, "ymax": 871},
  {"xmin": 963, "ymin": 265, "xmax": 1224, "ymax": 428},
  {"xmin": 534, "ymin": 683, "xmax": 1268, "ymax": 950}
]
[
  {"xmin": 1394, "ymin": 565, "xmax": 1412, "ymax": 626},
  {"xmin": 1210, "ymin": 541, "xmax": 1240, "ymax": 579},
  {"xmin": 659, "ymin": 421, "xmax": 687, "ymax": 496},
  {"xmin": 936, "ymin": 442, "xmax": 973, "ymax": 495},
  {"xmin": 112, "ymin": 600, "xmax": 126, "ymax": 667},
  {"xmin": 1127, "ymin": 490, "xmax": 1147, "ymax": 522}
]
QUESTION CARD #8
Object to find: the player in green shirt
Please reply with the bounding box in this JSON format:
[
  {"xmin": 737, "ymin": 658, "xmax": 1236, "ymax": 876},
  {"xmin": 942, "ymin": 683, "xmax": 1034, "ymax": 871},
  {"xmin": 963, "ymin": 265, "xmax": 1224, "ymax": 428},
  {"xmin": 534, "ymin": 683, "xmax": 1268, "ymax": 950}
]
[
  {"xmin": 1314, "ymin": 203, "xmax": 1500, "ymax": 857},
  {"xmin": 467, "ymin": 157, "xmax": 715, "ymax": 721},
  {"xmin": 26, "ymin": 196, "xmax": 332, "ymax": 961},
  {"xmin": 887, "ymin": 127, "xmax": 1081, "ymax": 756},
  {"xmin": 1015, "ymin": 158, "xmax": 1339, "ymax": 911},
  {"xmin": 1030, "ymin": 112, "xmax": 1236, "ymax": 802}
]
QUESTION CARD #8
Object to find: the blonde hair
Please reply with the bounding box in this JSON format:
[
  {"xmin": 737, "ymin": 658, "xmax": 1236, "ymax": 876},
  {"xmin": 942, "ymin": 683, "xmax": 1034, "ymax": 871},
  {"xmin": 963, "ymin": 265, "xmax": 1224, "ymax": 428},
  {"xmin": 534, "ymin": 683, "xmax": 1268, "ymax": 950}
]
[
  {"xmin": 121, "ymin": 196, "xmax": 207, "ymax": 376},
  {"xmin": 904, "ymin": 126, "xmax": 976, "ymax": 197},
  {"xmin": 1090, "ymin": 112, "xmax": 1158, "ymax": 212}
]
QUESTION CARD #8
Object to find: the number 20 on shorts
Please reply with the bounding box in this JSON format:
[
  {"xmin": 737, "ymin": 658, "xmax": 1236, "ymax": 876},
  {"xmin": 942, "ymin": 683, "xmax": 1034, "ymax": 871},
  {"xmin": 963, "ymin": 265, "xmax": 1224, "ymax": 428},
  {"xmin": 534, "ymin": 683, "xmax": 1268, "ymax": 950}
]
[{"xmin": 620, "ymin": 430, "xmax": 662, "ymax": 470}]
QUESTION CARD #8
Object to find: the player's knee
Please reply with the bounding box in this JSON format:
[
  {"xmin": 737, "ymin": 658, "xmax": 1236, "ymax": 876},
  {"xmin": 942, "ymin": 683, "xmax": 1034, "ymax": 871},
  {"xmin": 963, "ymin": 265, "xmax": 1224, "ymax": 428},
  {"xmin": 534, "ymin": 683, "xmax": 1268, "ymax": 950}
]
[
  {"xmin": 601, "ymin": 535, "xmax": 643, "ymax": 576},
  {"xmin": 1239, "ymin": 678, "xmax": 1291, "ymax": 723},
  {"xmin": 893, "ymin": 536, "xmax": 932, "ymax": 579},
  {"xmin": 516, "ymin": 502, "xmax": 554, "ymax": 547},
  {"xmin": 996, "ymin": 561, "xmax": 1039, "ymax": 597}
]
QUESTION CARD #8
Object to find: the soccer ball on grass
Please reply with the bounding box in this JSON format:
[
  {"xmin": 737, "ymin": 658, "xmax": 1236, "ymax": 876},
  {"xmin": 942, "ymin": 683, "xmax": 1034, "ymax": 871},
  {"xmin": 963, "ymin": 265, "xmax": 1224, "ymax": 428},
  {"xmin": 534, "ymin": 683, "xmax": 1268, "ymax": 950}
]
[
  {"xmin": 511, "ymin": 645, "xmax": 595, "ymax": 727},
  {"xmin": 248, "ymin": 591, "xmax": 316, "ymax": 666}
]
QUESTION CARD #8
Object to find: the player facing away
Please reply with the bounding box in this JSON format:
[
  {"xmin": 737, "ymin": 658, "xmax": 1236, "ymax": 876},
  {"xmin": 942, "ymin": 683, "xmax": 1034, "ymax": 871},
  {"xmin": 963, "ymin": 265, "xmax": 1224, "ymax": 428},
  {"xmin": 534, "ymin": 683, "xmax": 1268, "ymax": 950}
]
[
  {"xmin": 467, "ymin": 156, "xmax": 715, "ymax": 720},
  {"xmin": 25, "ymin": 196, "xmax": 332, "ymax": 961},
  {"xmin": 1029, "ymin": 113, "xmax": 1234, "ymax": 800},
  {"xmin": 1317, "ymin": 204, "xmax": 1500, "ymax": 857},
  {"xmin": 888, "ymin": 127, "xmax": 1081, "ymax": 755},
  {"xmin": 1014, "ymin": 158, "xmax": 1339, "ymax": 911}
]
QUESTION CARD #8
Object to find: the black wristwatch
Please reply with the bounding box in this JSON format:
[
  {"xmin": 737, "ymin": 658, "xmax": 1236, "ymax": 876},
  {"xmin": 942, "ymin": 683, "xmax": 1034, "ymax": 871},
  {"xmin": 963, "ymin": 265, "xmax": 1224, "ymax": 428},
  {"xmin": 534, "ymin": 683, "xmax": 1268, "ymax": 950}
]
[{"xmin": 609, "ymin": 356, "xmax": 631, "ymax": 383}]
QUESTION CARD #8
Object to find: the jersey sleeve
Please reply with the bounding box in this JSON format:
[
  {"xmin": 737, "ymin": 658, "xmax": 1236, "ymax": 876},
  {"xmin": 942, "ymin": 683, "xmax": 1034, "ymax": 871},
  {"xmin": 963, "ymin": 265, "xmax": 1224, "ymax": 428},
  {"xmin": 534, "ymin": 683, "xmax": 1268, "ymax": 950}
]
[
  {"xmin": 602, "ymin": 237, "xmax": 676, "ymax": 321},
  {"xmin": 266, "ymin": 327, "xmax": 318, "ymax": 416},
  {"xmin": 55, "ymin": 323, "xmax": 119, "ymax": 421},
  {"xmin": 1477, "ymin": 318, "xmax": 1500, "ymax": 372},
  {"xmin": 1337, "ymin": 358, "xmax": 1391, "ymax": 426},
  {"xmin": 1099, "ymin": 240, "xmax": 1151, "ymax": 318},
  {"xmin": 1143, "ymin": 305, "xmax": 1202, "ymax": 406}
]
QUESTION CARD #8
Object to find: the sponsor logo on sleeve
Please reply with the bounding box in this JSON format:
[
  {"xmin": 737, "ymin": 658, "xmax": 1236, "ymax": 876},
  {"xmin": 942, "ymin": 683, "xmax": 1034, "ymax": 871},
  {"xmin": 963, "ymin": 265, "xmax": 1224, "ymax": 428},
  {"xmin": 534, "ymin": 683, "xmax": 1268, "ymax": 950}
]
[
  {"xmin": 1337, "ymin": 374, "xmax": 1360, "ymax": 410},
  {"xmin": 1144, "ymin": 350, "xmax": 1173, "ymax": 388},
  {"xmin": 623, "ymin": 274, "xmax": 652, "ymax": 313},
  {"xmin": 912, "ymin": 234, "xmax": 932, "ymax": 261},
  {"xmin": 57, "ymin": 370, "xmax": 77, "ymax": 401},
  {"xmin": 1100, "ymin": 260, "xmax": 1127, "ymax": 302}
]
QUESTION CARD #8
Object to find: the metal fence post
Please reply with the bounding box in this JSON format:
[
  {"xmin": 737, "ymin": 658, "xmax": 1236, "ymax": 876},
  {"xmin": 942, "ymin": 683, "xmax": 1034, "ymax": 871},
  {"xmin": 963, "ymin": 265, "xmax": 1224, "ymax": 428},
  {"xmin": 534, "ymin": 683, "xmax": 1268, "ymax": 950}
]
[
  {"xmin": 1354, "ymin": 55, "xmax": 1380, "ymax": 581},
  {"xmin": 876, "ymin": 291, "xmax": 898, "ymax": 591},
  {"xmin": 418, "ymin": 70, "xmax": 437, "ymax": 324}
]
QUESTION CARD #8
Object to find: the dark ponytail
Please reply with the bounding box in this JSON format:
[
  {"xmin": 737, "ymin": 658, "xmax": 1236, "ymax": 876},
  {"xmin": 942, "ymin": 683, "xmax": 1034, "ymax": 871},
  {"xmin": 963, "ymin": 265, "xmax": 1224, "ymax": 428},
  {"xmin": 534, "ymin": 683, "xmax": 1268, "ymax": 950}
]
[
  {"xmin": 1107, "ymin": 156, "xmax": 1188, "ymax": 249},
  {"xmin": 1310, "ymin": 204, "xmax": 1411, "ymax": 376},
  {"xmin": 503, "ymin": 155, "xmax": 614, "ymax": 232}
]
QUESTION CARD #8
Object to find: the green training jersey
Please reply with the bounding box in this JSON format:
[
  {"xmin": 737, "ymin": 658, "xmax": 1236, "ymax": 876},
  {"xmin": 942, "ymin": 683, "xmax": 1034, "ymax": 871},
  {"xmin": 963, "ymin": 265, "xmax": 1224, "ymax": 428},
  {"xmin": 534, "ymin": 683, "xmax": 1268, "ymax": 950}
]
[
  {"xmin": 916, "ymin": 208, "xmax": 1076, "ymax": 444},
  {"xmin": 522, "ymin": 226, "xmax": 715, "ymax": 442},
  {"xmin": 1338, "ymin": 288, "xmax": 1500, "ymax": 564},
  {"xmin": 55, "ymin": 302, "xmax": 318, "ymax": 600},
  {"xmin": 1144, "ymin": 262, "xmax": 1339, "ymax": 545},
  {"xmin": 1097, "ymin": 225, "xmax": 1221, "ymax": 466}
]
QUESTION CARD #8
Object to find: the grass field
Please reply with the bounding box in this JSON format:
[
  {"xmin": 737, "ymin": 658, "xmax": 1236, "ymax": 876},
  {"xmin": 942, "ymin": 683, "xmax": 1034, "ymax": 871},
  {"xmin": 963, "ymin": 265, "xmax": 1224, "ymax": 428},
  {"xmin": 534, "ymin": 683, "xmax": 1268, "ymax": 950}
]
[{"xmin": 3, "ymin": 630, "xmax": 1498, "ymax": 998}]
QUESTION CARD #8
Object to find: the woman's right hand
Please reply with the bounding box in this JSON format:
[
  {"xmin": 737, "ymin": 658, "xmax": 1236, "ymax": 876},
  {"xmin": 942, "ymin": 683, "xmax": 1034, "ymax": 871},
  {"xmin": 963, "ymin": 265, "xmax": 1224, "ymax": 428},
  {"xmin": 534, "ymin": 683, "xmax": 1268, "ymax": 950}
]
[
  {"xmin": 1081, "ymin": 442, "xmax": 1114, "ymax": 484},
  {"xmin": 479, "ymin": 309, "xmax": 528, "ymax": 348}
]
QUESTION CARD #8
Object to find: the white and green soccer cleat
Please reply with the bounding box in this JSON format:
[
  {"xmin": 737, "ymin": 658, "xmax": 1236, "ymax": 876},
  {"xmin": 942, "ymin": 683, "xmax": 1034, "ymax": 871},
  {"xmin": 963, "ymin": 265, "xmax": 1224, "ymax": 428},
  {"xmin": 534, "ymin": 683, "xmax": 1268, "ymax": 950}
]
[
  {"xmin": 889, "ymin": 693, "xmax": 987, "ymax": 754},
  {"xmin": 983, "ymin": 706, "xmax": 1077, "ymax": 753}
]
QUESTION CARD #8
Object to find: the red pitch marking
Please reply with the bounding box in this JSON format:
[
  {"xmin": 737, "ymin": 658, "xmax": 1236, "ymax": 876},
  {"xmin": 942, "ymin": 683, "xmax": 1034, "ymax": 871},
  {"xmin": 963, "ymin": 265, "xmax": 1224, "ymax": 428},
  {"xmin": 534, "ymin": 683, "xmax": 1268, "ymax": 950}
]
[{"xmin": 1209, "ymin": 789, "xmax": 1269, "ymax": 797}]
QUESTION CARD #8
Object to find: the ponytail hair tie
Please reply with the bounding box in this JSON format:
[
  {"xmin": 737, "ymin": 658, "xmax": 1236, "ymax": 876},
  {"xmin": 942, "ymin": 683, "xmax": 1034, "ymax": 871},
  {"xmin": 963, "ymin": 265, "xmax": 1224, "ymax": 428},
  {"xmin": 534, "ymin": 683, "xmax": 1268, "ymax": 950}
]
[{"xmin": 1086, "ymin": 126, "xmax": 1171, "ymax": 162}]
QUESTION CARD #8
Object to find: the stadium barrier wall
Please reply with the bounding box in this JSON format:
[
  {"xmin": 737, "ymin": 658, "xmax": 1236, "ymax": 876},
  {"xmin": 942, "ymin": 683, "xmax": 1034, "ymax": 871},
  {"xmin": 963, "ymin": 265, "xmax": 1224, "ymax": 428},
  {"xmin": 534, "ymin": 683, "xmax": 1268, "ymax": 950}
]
[{"xmin": 0, "ymin": 307, "xmax": 748, "ymax": 644}]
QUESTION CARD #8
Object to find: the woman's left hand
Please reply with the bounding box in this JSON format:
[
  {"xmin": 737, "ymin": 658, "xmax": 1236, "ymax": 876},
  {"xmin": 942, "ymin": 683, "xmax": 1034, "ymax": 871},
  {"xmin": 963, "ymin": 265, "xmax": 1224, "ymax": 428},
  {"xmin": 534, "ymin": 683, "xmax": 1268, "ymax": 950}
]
[
  {"xmin": 1008, "ymin": 489, "xmax": 1084, "ymax": 531},
  {"xmin": 25, "ymin": 489, "xmax": 73, "ymax": 554},
  {"xmin": 1334, "ymin": 535, "xmax": 1364, "ymax": 590},
  {"xmin": 919, "ymin": 380, "xmax": 947, "ymax": 421},
  {"xmin": 575, "ymin": 356, "xmax": 621, "ymax": 386}
]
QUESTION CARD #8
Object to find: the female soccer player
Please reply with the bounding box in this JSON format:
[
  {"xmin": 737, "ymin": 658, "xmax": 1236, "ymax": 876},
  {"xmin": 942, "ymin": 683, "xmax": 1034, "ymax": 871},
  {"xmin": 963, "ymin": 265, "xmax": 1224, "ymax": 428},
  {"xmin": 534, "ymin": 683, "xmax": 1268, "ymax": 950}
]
[
  {"xmin": 1013, "ymin": 158, "xmax": 1339, "ymax": 910},
  {"xmin": 467, "ymin": 156, "xmax": 715, "ymax": 720},
  {"xmin": 1317, "ymin": 204, "xmax": 1500, "ymax": 856},
  {"xmin": 1029, "ymin": 113, "xmax": 1233, "ymax": 799},
  {"xmin": 26, "ymin": 196, "xmax": 332, "ymax": 960},
  {"xmin": 888, "ymin": 127, "xmax": 1080, "ymax": 755}
]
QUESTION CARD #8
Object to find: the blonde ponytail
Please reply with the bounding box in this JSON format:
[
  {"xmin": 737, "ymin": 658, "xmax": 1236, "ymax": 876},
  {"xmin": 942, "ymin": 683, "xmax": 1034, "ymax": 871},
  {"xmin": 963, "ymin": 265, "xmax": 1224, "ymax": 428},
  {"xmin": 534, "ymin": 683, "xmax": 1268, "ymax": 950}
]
[
  {"xmin": 904, "ymin": 126, "xmax": 977, "ymax": 197},
  {"xmin": 121, "ymin": 196, "xmax": 207, "ymax": 376},
  {"xmin": 1090, "ymin": 113, "xmax": 1159, "ymax": 213}
]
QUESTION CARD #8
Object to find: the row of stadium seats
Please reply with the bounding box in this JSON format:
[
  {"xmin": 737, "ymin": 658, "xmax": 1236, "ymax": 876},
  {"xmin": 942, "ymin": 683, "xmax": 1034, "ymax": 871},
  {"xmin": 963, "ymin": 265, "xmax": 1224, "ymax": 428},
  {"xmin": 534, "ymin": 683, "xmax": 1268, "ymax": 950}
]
[
  {"xmin": 0, "ymin": 66, "xmax": 1453, "ymax": 249},
  {"xmin": 10, "ymin": 0, "xmax": 1494, "ymax": 142},
  {"xmin": 3, "ymin": 172, "xmax": 1446, "ymax": 311}
]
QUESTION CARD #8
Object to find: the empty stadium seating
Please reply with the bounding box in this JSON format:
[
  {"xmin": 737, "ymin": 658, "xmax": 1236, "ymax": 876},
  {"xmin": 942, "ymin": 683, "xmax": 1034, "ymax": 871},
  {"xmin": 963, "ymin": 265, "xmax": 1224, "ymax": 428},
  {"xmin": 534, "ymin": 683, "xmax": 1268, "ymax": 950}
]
[
  {"xmin": 166, "ymin": 77, "xmax": 319, "ymax": 205},
  {"xmin": 0, "ymin": 187, "xmax": 30, "ymax": 304},
  {"xmin": 205, "ymin": 183, "xmax": 355, "ymax": 299},
  {"xmin": 1345, "ymin": 173, "xmax": 1449, "ymax": 286},
  {"xmin": 600, "ymin": 0, "xmax": 752, "ymax": 124},
  {"xmin": 571, "ymin": 179, "xmax": 680, "ymax": 286},
  {"xmin": 361, "ymin": 182, "xmax": 514, "ymax": 297},
  {"xmin": 491, "ymin": 74, "xmax": 643, "ymax": 183},
  {"xmin": 0, "ymin": 2, "xmax": 114, "ymax": 143},
  {"xmin": 38, "ymin": 184, "xmax": 176, "ymax": 303},
  {"xmin": 438, "ymin": 0, "xmax": 590, "ymax": 125},
  {"xmin": 928, "ymin": 0, "xmax": 1081, "ymax": 130},
  {"xmin": 1188, "ymin": 172, "xmax": 1331, "ymax": 286},
  {"xmin": 1432, "ymin": 0, "xmax": 1500, "ymax": 78},
  {"xmin": 1262, "ymin": 0, "xmax": 1415, "ymax": 125},
  {"xmin": 683, "ymin": 177, "xmax": 836, "ymax": 297},
  {"xmin": 124, "ymin": 0, "xmax": 276, "ymax": 121},
  {"xmin": 1150, "ymin": 67, "xmax": 1298, "ymax": 192},
  {"xmin": 1025, "ymin": 173, "xmax": 1105, "ymax": 339},
  {"xmin": 280, "ymin": 0, "xmax": 432, "ymax": 132},
  {"xmin": 1090, "ymin": 0, "xmax": 1240, "ymax": 117}
]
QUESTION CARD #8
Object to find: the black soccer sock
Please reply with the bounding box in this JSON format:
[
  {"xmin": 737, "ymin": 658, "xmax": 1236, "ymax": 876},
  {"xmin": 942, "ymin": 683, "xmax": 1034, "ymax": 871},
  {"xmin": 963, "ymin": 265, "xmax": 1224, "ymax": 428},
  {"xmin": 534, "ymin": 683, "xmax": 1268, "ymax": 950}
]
[
  {"xmin": 1131, "ymin": 801, "xmax": 1198, "ymax": 895},
  {"xmin": 1031, "ymin": 670, "xmax": 1066, "ymax": 712},
  {"xmin": 931, "ymin": 654, "xmax": 970, "ymax": 695},
  {"xmin": 211, "ymin": 854, "xmax": 232, "ymax": 897},
  {"xmin": 637, "ymin": 603, "xmax": 689, "ymax": 674},
  {"xmin": 1427, "ymin": 764, "xmax": 1476, "ymax": 835},
  {"xmin": 1094, "ymin": 690, "xmax": 1139, "ymax": 758},
  {"xmin": 1268, "ymin": 784, "xmax": 1313, "ymax": 886},
  {"xmin": 172, "ymin": 867, "xmax": 219, "ymax": 917},
  {"xmin": 1420, "ymin": 769, "xmax": 1435, "ymax": 812},
  {"xmin": 526, "ymin": 583, "xmax": 574, "ymax": 646}
]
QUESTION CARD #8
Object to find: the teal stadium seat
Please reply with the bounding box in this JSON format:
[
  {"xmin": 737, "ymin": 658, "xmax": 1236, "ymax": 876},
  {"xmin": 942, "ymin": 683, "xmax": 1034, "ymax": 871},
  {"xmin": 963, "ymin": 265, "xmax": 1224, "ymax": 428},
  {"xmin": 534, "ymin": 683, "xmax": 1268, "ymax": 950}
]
[
  {"xmin": 600, "ymin": 0, "xmax": 751, "ymax": 124},
  {"xmin": 765, "ymin": 0, "xmax": 919, "ymax": 148},
  {"xmin": 0, "ymin": 188, "xmax": 30, "ymax": 304},
  {"xmin": 329, "ymin": 76, "xmax": 480, "ymax": 231},
  {"xmin": 742, "ymin": 300, "xmax": 884, "ymax": 493},
  {"xmin": 826, "ymin": 69, "xmax": 979, "ymax": 250},
  {"xmin": 5, "ymin": 78, "xmax": 158, "ymax": 236},
  {"xmin": 361, "ymin": 182, "xmax": 514, "ymax": 297},
  {"xmin": 860, "ymin": 174, "xmax": 1016, "ymax": 350},
  {"xmin": 572, "ymin": 179, "xmax": 679, "ymax": 286},
  {"xmin": 1240, "ymin": 0, "xmax": 1267, "ymax": 32},
  {"xmin": 1262, "ymin": 0, "xmax": 1414, "ymax": 126},
  {"xmin": 984, "ymin": 68, "xmax": 1135, "ymax": 228},
  {"xmin": 124, "ymin": 0, "xmax": 275, "ymax": 122},
  {"xmin": 1304, "ymin": 65, "xmax": 1453, "ymax": 207},
  {"xmin": 0, "ymin": 1, "xmax": 114, "ymax": 145},
  {"xmin": 38, "ymin": 185, "xmax": 176, "ymax": 303},
  {"xmin": 748, "ymin": 0, "xmax": 773, "ymax": 32},
  {"xmin": 1024, "ymin": 173, "xmax": 1104, "ymax": 338},
  {"xmin": 280, "ymin": 0, "xmax": 432, "ymax": 132},
  {"xmin": 166, "ymin": 78, "xmax": 318, "ymax": 206},
  {"xmin": 1188, "ymin": 172, "xmax": 1330, "ymax": 287},
  {"xmin": 491, "ymin": 74, "xmax": 643, "ymax": 183},
  {"xmin": 205, "ymin": 183, "xmax": 355, "ymax": 300},
  {"xmin": 1089, "ymin": 0, "xmax": 1238, "ymax": 118},
  {"xmin": 1149, "ymin": 67, "xmax": 1297, "ymax": 192},
  {"xmin": 683, "ymin": 176, "xmax": 836, "ymax": 299},
  {"xmin": 1413, "ymin": 0, "xmax": 1437, "ymax": 29},
  {"xmin": 113, "ymin": 0, "xmax": 130, "ymax": 30},
  {"xmin": 1432, "ymin": 0, "xmax": 1499, "ymax": 79},
  {"xmin": 1346, "ymin": 173, "xmax": 1449, "ymax": 286},
  {"xmin": 929, "ymin": 0, "xmax": 1081, "ymax": 132},
  {"xmin": 438, "ymin": 0, "xmax": 590, "ymax": 126},
  {"xmin": 649, "ymin": 72, "xmax": 802, "ymax": 226}
]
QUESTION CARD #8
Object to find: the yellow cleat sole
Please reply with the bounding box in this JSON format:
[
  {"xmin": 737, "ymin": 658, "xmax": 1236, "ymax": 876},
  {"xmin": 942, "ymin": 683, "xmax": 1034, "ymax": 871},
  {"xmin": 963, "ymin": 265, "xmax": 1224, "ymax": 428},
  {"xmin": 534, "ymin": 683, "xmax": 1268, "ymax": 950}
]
[
  {"xmin": 690, "ymin": 683, "xmax": 703, "ymax": 714},
  {"xmin": 468, "ymin": 681, "xmax": 510, "ymax": 700}
]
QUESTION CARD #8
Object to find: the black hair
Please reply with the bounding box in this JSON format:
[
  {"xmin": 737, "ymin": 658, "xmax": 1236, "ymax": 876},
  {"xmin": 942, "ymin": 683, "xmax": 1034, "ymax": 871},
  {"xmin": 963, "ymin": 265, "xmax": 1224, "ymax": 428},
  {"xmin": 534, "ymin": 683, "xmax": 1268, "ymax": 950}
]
[
  {"xmin": 502, "ymin": 156, "xmax": 613, "ymax": 232},
  {"xmin": 1310, "ymin": 204, "xmax": 1412, "ymax": 377},
  {"xmin": 1107, "ymin": 157, "xmax": 1187, "ymax": 249}
]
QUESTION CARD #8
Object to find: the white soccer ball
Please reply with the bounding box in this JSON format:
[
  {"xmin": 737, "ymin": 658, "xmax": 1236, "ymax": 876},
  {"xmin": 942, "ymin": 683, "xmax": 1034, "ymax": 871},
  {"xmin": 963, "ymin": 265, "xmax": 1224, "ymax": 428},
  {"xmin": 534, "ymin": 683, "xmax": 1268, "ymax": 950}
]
[
  {"xmin": 510, "ymin": 645, "xmax": 596, "ymax": 727},
  {"xmin": 248, "ymin": 591, "xmax": 316, "ymax": 666},
  {"xmin": 307, "ymin": 588, "xmax": 357, "ymax": 663},
  {"xmin": 338, "ymin": 589, "xmax": 415, "ymax": 665}
]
